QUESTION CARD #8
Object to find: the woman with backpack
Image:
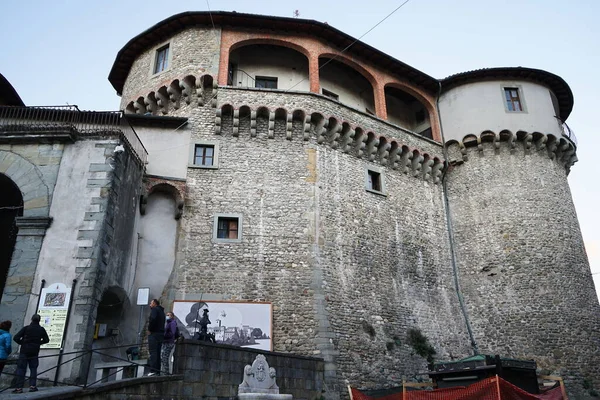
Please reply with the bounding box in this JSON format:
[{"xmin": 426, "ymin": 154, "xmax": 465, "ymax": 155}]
[
  {"xmin": 0, "ymin": 320, "xmax": 12, "ymax": 376},
  {"xmin": 161, "ymin": 311, "xmax": 178, "ymax": 375}
]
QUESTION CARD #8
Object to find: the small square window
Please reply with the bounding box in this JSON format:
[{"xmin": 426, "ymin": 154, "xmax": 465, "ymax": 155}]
[
  {"xmin": 154, "ymin": 45, "xmax": 170, "ymax": 74},
  {"xmin": 322, "ymin": 88, "xmax": 339, "ymax": 101},
  {"xmin": 365, "ymin": 167, "xmax": 386, "ymax": 195},
  {"xmin": 217, "ymin": 217, "xmax": 238, "ymax": 239},
  {"xmin": 255, "ymin": 76, "xmax": 278, "ymax": 89},
  {"xmin": 504, "ymin": 87, "xmax": 523, "ymax": 112},
  {"xmin": 194, "ymin": 145, "xmax": 214, "ymax": 166},
  {"xmin": 189, "ymin": 140, "xmax": 219, "ymax": 169},
  {"xmin": 213, "ymin": 214, "xmax": 243, "ymax": 243}
]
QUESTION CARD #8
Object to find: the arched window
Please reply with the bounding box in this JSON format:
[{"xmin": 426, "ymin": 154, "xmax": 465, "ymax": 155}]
[{"xmin": 0, "ymin": 173, "xmax": 23, "ymax": 301}]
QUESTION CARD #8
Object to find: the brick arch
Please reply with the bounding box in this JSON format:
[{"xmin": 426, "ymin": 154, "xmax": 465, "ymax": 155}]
[
  {"xmin": 384, "ymin": 81, "xmax": 441, "ymax": 142},
  {"xmin": 220, "ymin": 36, "xmax": 311, "ymax": 86},
  {"xmin": 142, "ymin": 178, "xmax": 186, "ymax": 220},
  {"xmin": 0, "ymin": 150, "xmax": 49, "ymax": 217},
  {"xmin": 318, "ymin": 52, "xmax": 377, "ymax": 89},
  {"xmin": 229, "ymin": 38, "xmax": 311, "ymax": 59}
]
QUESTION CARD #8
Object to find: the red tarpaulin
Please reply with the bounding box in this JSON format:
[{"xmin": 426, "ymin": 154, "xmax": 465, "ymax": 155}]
[{"xmin": 349, "ymin": 376, "xmax": 565, "ymax": 400}]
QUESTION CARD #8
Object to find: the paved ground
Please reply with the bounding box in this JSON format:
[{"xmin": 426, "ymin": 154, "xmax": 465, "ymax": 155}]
[{"xmin": 0, "ymin": 386, "xmax": 82, "ymax": 399}]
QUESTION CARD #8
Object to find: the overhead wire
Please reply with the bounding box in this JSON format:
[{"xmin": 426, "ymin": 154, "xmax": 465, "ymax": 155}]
[{"xmin": 202, "ymin": 1, "xmax": 413, "ymax": 129}]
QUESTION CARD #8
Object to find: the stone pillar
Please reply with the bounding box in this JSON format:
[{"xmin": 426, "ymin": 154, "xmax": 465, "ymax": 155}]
[{"xmin": 0, "ymin": 217, "xmax": 52, "ymax": 324}]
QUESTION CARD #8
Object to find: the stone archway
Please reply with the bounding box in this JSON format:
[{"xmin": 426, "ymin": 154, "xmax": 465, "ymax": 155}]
[
  {"xmin": 0, "ymin": 173, "xmax": 23, "ymax": 302},
  {"xmin": 0, "ymin": 150, "xmax": 51, "ymax": 323}
]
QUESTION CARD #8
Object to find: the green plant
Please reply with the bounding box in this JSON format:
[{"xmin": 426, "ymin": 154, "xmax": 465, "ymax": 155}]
[{"xmin": 407, "ymin": 328, "xmax": 436, "ymax": 363}]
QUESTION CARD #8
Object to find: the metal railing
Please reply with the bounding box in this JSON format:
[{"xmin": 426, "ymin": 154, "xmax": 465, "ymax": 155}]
[
  {"xmin": 0, "ymin": 343, "xmax": 147, "ymax": 394},
  {"xmin": 229, "ymin": 68, "xmax": 256, "ymax": 88},
  {"xmin": 555, "ymin": 116, "xmax": 577, "ymax": 147},
  {"xmin": 0, "ymin": 106, "xmax": 148, "ymax": 166}
]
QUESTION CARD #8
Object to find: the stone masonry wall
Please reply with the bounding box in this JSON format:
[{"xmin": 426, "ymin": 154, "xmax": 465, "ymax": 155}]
[
  {"xmin": 70, "ymin": 141, "xmax": 144, "ymax": 384},
  {"xmin": 120, "ymin": 26, "xmax": 221, "ymax": 109},
  {"xmin": 174, "ymin": 340, "xmax": 325, "ymax": 400},
  {"xmin": 0, "ymin": 143, "xmax": 63, "ymax": 327},
  {"xmin": 156, "ymin": 89, "xmax": 471, "ymax": 399},
  {"xmin": 445, "ymin": 139, "xmax": 600, "ymax": 399}
]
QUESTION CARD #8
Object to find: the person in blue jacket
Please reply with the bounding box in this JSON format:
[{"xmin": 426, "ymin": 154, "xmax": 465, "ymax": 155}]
[{"xmin": 0, "ymin": 320, "xmax": 12, "ymax": 376}]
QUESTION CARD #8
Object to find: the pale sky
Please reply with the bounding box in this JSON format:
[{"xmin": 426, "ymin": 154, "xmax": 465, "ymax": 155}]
[{"xmin": 2, "ymin": 1, "xmax": 599, "ymax": 299}]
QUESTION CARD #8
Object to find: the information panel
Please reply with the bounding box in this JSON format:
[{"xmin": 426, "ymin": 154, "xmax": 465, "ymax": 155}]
[{"xmin": 38, "ymin": 282, "xmax": 71, "ymax": 349}]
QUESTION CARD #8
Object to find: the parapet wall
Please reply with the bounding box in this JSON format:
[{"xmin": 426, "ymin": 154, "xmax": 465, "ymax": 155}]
[{"xmin": 174, "ymin": 340, "xmax": 325, "ymax": 400}]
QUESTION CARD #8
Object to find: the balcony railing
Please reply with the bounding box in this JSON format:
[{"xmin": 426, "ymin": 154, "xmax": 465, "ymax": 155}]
[
  {"xmin": 555, "ymin": 116, "xmax": 577, "ymax": 147},
  {"xmin": 0, "ymin": 106, "xmax": 147, "ymax": 166},
  {"xmin": 229, "ymin": 68, "xmax": 256, "ymax": 88}
]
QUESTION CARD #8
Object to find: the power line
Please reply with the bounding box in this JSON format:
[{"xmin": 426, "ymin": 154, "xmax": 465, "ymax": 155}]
[{"xmin": 284, "ymin": 0, "xmax": 412, "ymax": 93}]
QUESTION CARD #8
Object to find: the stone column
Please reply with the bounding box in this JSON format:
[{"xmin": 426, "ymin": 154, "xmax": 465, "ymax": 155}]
[{"xmin": 0, "ymin": 217, "xmax": 52, "ymax": 324}]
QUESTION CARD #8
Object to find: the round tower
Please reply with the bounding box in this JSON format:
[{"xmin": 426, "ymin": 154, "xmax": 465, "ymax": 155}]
[{"xmin": 440, "ymin": 68, "xmax": 600, "ymax": 397}]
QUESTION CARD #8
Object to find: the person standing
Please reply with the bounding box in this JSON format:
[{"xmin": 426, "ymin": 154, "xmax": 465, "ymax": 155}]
[
  {"xmin": 12, "ymin": 314, "xmax": 49, "ymax": 393},
  {"xmin": 161, "ymin": 311, "xmax": 177, "ymax": 375},
  {"xmin": 0, "ymin": 320, "xmax": 12, "ymax": 377},
  {"xmin": 147, "ymin": 299, "xmax": 165, "ymax": 376}
]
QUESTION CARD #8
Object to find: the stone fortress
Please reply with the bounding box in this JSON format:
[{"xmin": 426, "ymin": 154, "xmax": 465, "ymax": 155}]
[{"xmin": 0, "ymin": 10, "xmax": 598, "ymax": 399}]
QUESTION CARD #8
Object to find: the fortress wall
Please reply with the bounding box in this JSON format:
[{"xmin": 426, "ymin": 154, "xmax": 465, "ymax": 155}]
[
  {"xmin": 445, "ymin": 138, "xmax": 600, "ymax": 396},
  {"xmin": 158, "ymin": 91, "xmax": 471, "ymax": 393}
]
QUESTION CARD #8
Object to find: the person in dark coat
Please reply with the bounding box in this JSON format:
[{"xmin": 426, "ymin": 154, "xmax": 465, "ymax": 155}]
[
  {"xmin": 147, "ymin": 299, "xmax": 165, "ymax": 376},
  {"xmin": 0, "ymin": 320, "xmax": 12, "ymax": 377},
  {"xmin": 161, "ymin": 311, "xmax": 177, "ymax": 375},
  {"xmin": 12, "ymin": 314, "xmax": 49, "ymax": 393}
]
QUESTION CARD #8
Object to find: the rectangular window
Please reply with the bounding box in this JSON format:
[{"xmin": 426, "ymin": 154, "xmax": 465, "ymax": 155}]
[
  {"xmin": 367, "ymin": 170, "xmax": 382, "ymax": 192},
  {"xmin": 217, "ymin": 217, "xmax": 239, "ymax": 239},
  {"xmin": 504, "ymin": 87, "xmax": 523, "ymax": 112},
  {"xmin": 213, "ymin": 213, "xmax": 243, "ymax": 243},
  {"xmin": 322, "ymin": 88, "xmax": 339, "ymax": 101},
  {"xmin": 194, "ymin": 145, "xmax": 214, "ymax": 166},
  {"xmin": 255, "ymin": 76, "xmax": 278, "ymax": 89},
  {"xmin": 154, "ymin": 45, "xmax": 169, "ymax": 74}
]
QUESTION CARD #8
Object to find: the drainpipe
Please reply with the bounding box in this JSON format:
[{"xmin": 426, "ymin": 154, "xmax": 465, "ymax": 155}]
[{"xmin": 436, "ymin": 80, "xmax": 479, "ymax": 355}]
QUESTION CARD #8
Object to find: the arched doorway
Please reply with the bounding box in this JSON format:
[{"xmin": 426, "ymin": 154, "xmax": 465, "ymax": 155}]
[{"xmin": 0, "ymin": 173, "xmax": 23, "ymax": 302}]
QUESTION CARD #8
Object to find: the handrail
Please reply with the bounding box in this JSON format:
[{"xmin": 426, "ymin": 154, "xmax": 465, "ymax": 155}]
[
  {"xmin": 230, "ymin": 68, "xmax": 256, "ymax": 88},
  {"xmin": 0, "ymin": 342, "xmax": 148, "ymax": 393},
  {"xmin": 0, "ymin": 106, "xmax": 148, "ymax": 166},
  {"xmin": 555, "ymin": 115, "xmax": 577, "ymax": 147}
]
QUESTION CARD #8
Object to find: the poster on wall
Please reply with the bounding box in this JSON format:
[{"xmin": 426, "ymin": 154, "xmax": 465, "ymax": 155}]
[
  {"xmin": 173, "ymin": 300, "xmax": 272, "ymax": 351},
  {"xmin": 38, "ymin": 282, "xmax": 71, "ymax": 349}
]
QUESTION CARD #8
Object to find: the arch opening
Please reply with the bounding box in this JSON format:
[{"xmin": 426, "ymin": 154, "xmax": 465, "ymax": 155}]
[
  {"xmin": 228, "ymin": 45, "xmax": 309, "ymax": 91},
  {"xmin": 0, "ymin": 173, "xmax": 23, "ymax": 302},
  {"xmin": 384, "ymin": 86, "xmax": 432, "ymax": 139},
  {"xmin": 318, "ymin": 57, "xmax": 375, "ymax": 115}
]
